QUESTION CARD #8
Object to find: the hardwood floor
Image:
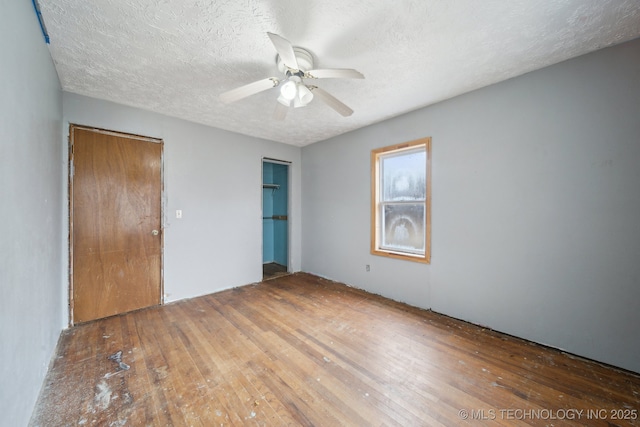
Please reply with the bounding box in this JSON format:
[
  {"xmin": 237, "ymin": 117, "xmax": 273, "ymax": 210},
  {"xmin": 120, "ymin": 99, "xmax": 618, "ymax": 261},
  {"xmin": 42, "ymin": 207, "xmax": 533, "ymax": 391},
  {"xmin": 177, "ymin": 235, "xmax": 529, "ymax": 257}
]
[{"xmin": 31, "ymin": 273, "xmax": 639, "ymax": 426}]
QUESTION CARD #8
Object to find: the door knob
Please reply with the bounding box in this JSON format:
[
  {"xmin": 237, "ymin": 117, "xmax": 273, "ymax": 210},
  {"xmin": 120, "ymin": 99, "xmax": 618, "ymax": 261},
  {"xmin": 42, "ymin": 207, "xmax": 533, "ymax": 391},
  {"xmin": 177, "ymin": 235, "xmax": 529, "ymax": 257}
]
[{"xmin": 151, "ymin": 229, "xmax": 159, "ymax": 236}]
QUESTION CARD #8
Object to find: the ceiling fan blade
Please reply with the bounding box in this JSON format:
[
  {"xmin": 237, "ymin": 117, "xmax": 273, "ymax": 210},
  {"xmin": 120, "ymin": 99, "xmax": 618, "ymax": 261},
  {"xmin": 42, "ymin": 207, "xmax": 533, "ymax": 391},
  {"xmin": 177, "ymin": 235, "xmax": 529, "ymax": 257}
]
[
  {"xmin": 219, "ymin": 78, "xmax": 279, "ymax": 104},
  {"xmin": 273, "ymin": 102, "xmax": 288, "ymax": 121},
  {"xmin": 267, "ymin": 32, "xmax": 299, "ymax": 70},
  {"xmin": 308, "ymin": 86, "xmax": 354, "ymax": 117},
  {"xmin": 305, "ymin": 68, "xmax": 364, "ymax": 79}
]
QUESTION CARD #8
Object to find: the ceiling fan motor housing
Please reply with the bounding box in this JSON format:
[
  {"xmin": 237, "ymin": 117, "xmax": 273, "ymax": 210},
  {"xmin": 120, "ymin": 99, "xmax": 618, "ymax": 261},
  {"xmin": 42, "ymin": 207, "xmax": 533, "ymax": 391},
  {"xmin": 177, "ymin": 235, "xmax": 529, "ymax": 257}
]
[{"xmin": 276, "ymin": 47, "xmax": 314, "ymax": 73}]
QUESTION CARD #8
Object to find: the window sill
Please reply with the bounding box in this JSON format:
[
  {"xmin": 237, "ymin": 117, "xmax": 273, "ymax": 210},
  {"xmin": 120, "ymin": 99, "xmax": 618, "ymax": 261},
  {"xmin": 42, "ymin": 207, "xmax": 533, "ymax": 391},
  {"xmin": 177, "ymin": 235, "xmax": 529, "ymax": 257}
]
[{"xmin": 371, "ymin": 248, "xmax": 430, "ymax": 264}]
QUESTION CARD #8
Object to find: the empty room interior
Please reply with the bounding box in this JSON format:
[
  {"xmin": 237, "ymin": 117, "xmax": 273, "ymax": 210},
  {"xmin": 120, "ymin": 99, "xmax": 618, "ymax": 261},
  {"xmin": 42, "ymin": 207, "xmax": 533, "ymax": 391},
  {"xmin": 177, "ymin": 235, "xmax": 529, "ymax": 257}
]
[{"xmin": 2, "ymin": 0, "xmax": 640, "ymax": 425}]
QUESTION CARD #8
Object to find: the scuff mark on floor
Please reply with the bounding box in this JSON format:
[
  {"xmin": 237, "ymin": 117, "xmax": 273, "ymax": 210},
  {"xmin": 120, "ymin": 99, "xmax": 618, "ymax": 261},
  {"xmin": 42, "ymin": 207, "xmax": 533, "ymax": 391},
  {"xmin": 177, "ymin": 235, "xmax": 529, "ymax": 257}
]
[
  {"xmin": 108, "ymin": 350, "xmax": 130, "ymax": 371},
  {"xmin": 95, "ymin": 381, "xmax": 112, "ymax": 410}
]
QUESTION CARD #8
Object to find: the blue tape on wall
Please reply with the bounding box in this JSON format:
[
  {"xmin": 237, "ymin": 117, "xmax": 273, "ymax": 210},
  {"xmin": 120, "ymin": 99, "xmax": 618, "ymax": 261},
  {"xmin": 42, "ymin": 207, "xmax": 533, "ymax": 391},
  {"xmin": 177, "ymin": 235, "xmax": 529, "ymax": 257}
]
[{"xmin": 32, "ymin": 0, "xmax": 50, "ymax": 44}]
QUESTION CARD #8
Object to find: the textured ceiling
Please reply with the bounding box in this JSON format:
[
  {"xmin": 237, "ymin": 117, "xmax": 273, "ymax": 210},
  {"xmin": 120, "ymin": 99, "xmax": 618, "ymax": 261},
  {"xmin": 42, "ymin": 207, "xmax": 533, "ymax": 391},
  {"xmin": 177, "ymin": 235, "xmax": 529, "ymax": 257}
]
[{"xmin": 40, "ymin": 0, "xmax": 640, "ymax": 146}]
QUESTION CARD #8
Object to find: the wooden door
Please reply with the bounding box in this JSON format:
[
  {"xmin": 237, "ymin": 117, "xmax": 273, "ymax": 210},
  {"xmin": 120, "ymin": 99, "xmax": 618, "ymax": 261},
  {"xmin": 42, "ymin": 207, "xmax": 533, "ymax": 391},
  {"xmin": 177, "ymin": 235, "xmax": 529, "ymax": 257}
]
[{"xmin": 70, "ymin": 126, "xmax": 162, "ymax": 324}]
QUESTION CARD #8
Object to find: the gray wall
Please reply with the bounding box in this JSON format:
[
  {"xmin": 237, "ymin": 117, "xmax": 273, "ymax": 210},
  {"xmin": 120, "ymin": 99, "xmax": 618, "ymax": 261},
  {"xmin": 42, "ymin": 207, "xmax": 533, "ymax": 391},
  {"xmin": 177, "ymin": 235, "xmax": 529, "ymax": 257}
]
[
  {"xmin": 302, "ymin": 38, "xmax": 640, "ymax": 373},
  {"xmin": 62, "ymin": 93, "xmax": 302, "ymax": 322},
  {"xmin": 0, "ymin": 1, "xmax": 64, "ymax": 425}
]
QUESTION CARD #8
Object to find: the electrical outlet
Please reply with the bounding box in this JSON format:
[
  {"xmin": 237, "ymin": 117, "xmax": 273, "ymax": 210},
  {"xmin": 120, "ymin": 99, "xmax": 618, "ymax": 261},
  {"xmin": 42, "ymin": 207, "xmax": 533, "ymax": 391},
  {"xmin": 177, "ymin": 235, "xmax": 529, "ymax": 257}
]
[{"xmin": 365, "ymin": 264, "xmax": 370, "ymax": 272}]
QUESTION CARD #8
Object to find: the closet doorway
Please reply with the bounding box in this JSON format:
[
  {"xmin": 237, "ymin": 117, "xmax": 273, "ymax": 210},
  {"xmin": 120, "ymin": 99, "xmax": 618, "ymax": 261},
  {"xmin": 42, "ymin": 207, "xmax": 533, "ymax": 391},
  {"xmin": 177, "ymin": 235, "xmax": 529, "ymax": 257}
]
[{"xmin": 262, "ymin": 159, "xmax": 290, "ymax": 280}]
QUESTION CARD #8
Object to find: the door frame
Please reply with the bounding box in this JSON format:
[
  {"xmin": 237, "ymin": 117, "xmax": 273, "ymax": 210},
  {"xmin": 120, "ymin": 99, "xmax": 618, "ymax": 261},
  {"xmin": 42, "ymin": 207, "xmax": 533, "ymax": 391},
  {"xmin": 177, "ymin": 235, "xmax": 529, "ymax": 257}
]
[
  {"xmin": 262, "ymin": 157, "xmax": 291, "ymax": 273},
  {"xmin": 68, "ymin": 124, "xmax": 165, "ymax": 326}
]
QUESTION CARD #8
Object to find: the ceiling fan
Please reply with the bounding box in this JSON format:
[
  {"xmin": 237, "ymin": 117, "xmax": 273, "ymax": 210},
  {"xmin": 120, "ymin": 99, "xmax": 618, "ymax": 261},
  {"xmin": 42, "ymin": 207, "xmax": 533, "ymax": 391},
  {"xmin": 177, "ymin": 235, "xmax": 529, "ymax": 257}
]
[{"xmin": 219, "ymin": 32, "xmax": 364, "ymax": 119}]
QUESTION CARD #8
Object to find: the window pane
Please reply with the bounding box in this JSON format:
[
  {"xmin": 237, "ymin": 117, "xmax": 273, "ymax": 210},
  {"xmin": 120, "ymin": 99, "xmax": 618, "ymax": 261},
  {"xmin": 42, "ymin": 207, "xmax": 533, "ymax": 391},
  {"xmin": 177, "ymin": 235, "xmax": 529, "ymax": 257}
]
[
  {"xmin": 382, "ymin": 150, "xmax": 426, "ymax": 201},
  {"xmin": 382, "ymin": 204, "xmax": 425, "ymax": 253}
]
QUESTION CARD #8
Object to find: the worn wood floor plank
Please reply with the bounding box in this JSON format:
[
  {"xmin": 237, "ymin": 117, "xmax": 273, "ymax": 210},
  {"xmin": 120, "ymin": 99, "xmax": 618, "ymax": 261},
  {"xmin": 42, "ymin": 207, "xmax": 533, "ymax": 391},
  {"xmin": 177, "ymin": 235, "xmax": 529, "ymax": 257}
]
[{"xmin": 31, "ymin": 273, "xmax": 640, "ymax": 426}]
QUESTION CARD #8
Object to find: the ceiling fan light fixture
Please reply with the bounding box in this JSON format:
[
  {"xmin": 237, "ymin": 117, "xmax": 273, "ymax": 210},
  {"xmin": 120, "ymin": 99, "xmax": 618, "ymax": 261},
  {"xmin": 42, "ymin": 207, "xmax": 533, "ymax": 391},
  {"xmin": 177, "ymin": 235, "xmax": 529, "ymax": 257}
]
[
  {"xmin": 280, "ymin": 75, "xmax": 314, "ymax": 108},
  {"xmin": 297, "ymin": 84, "xmax": 313, "ymax": 106},
  {"xmin": 280, "ymin": 80, "xmax": 297, "ymax": 100}
]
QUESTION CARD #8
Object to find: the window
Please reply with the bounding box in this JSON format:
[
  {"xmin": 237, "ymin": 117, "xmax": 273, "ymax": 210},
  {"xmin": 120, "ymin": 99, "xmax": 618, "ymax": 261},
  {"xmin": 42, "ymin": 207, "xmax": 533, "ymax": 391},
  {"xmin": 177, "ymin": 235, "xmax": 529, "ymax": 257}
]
[{"xmin": 371, "ymin": 137, "xmax": 431, "ymax": 263}]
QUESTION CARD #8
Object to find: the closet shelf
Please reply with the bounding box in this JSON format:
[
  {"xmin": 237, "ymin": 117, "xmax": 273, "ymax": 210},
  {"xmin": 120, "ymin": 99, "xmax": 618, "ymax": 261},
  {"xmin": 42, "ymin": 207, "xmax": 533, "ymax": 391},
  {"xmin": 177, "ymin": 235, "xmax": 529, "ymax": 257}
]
[
  {"xmin": 263, "ymin": 215, "xmax": 288, "ymax": 220},
  {"xmin": 263, "ymin": 183, "xmax": 280, "ymax": 194}
]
